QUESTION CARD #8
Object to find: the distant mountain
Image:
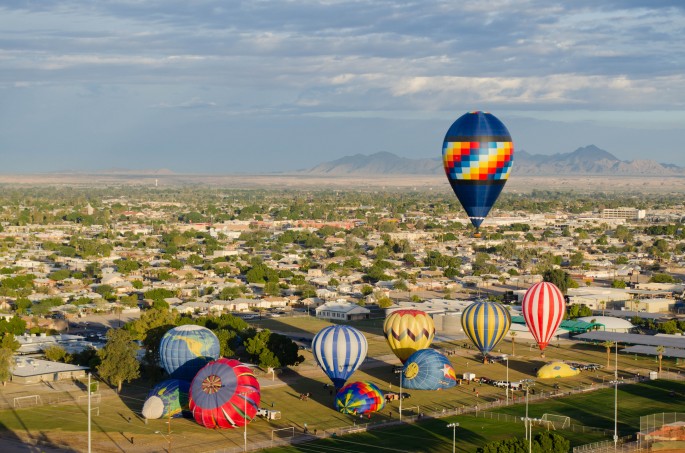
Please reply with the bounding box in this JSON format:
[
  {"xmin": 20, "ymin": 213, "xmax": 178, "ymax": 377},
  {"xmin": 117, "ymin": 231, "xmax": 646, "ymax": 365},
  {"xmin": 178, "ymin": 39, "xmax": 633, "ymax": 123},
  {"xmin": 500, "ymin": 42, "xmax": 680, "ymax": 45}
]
[
  {"xmin": 51, "ymin": 167, "xmax": 177, "ymax": 175},
  {"xmin": 302, "ymin": 146, "xmax": 684, "ymax": 176}
]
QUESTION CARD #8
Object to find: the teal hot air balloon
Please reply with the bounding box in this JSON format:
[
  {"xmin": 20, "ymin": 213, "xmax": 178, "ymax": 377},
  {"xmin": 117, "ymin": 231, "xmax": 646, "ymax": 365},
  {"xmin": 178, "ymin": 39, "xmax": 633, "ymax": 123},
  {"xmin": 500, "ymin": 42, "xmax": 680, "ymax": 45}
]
[
  {"xmin": 442, "ymin": 111, "xmax": 514, "ymax": 233},
  {"xmin": 461, "ymin": 300, "xmax": 511, "ymax": 362}
]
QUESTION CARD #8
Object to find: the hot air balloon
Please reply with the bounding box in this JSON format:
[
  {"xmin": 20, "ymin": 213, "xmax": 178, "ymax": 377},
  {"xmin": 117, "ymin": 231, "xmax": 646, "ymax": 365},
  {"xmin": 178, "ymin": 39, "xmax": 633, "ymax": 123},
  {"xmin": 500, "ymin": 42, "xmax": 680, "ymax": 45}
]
[
  {"xmin": 461, "ymin": 300, "xmax": 511, "ymax": 362},
  {"xmin": 522, "ymin": 282, "xmax": 566, "ymax": 355},
  {"xmin": 142, "ymin": 379, "xmax": 190, "ymax": 420},
  {"xmin": 442, "ymin": 111, "xmax": 514, "ymax": 234},
  {"xmin": 402, "ymin": 349, "xmax": 457, "ymax": 390},
  {"xmin": 335, "ymin": 381, "xmax": 385, "ymax": 415},
  {"xmin": 384, "ymin": 309, "xmax": 435, "ymax": 363},
  {"xmin": 312, "ymin": 325, "xmax": 368, "ymax": 389},
  {"xmin": 159, "ymin": 325, "xmax": 221, "ymax": 381},
  {"xmin": 188, "ymin": 358, "xmax": 260, "ymax": 429}
]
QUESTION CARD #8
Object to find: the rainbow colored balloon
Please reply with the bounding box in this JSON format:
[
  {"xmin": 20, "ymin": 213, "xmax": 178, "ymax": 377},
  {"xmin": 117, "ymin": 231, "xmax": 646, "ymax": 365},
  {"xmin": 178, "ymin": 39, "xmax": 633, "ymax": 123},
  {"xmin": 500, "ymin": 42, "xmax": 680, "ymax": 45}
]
[
  {"xmin": 383, "ymin": 309, "xmax": 435, "ymax": 363},
  {"xmin": 442, "ymin": 111, "xmax": 514, "ymax": 230},
  {"xmin": 335, "ymin": 381, "xmax": 385, "ymax": 415}
]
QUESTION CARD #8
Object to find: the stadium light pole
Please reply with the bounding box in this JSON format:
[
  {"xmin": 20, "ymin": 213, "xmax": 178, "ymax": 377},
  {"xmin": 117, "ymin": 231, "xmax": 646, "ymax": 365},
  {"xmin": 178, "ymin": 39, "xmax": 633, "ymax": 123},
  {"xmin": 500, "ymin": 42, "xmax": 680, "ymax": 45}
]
[
  {"xmin": 614, "ymin": 341, "xmax": 618, "ymax": 451},
  {"xmin": 394, "ymin": 368, "xmax": 403, "ymax": 421},
  {"xmin": 504, "ymin": 355, "xmax": 509, "ymax": 405},
  {"xmin": 446, "ymin": 422, "xmax": 459, "ymax": 453},
  {"xmin": 239, "ymin": 391, "xmax": 250, "ymax": 452},
  {"xmin": 87, "ymin": 372, "xmax": 91, "ymax": 453}
]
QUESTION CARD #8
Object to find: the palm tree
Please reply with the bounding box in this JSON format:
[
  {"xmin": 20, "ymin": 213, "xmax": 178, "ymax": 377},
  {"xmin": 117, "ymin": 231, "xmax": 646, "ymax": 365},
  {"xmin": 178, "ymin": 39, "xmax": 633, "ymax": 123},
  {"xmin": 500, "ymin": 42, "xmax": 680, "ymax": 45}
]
[
  {"xmin": 656, "ymin": 345, "xmax": 665, "ymax": 373},
  {"xmin": 599, "ymin": 300, "xmax": 606, "ymax": 316},
  {"xmin": 510, "ymin": 331, "xmax": 517, "ymax": 356},
  {"xmin": 601, "ymin": 341, "xmax": 614, "ymax": 369}
]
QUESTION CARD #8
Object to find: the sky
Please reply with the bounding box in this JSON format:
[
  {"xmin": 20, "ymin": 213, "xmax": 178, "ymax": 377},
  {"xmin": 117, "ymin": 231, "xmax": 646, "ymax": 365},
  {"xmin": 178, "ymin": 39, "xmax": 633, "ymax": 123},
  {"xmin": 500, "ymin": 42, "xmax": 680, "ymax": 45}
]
[{"xmin": 1, "ymin": 0, "xmax": 684, "ymax": 173}]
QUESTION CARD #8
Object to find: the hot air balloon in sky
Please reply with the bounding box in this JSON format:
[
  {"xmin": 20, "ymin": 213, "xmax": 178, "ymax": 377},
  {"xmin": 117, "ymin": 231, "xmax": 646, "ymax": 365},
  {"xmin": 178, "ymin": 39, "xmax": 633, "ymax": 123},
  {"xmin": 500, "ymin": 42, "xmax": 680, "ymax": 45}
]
[
  {"xmin": 442, "ymin": 111, "xmax": 514, "ymax": 233},
  {"xmin": 189, "ymin": 358, "xmax": 260, "ymax": 429},
  {"xmin": 312, "ymin": 325, "xmax": 368, "ymax": 389},
  {"xmin": 160, "ymin": 325, "xmax": 221, "ymax": 381},
  {"xmin": 461, "ymin": 300, "xmax": 511, "ymax": 362},
  {"xmin": 384, "ymin": 309, "xmax": 435, "ymax": 363},
  {"xmin": 142, "ymin": 379, "xmax": 190, "ymax": 420},
  {"xmin": 402, "ymin": 349, "xmax": 457, "ymax": 390},
  {"xmin": 335, "ymin": 381, "xmax": 385, "ymax": 415},
  {"xmin": 522, "ymin": 282, "xmax": 566, "ymax": 355}
]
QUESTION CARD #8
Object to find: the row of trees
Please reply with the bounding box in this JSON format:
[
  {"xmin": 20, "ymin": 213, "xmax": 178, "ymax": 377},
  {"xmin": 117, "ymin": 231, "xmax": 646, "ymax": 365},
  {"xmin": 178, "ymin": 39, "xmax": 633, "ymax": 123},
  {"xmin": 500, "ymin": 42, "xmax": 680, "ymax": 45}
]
[{"xmin": 477, "ymin": 432, "xmax": 570, "ymax": 453}]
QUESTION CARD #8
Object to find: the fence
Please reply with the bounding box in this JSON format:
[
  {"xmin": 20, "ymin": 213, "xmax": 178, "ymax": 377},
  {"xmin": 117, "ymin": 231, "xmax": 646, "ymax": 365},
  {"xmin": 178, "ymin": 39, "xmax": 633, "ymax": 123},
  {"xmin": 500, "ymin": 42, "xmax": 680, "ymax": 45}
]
[{"xmin": 573, "ymin": 438, "xmax": 641, "ymax": 453}]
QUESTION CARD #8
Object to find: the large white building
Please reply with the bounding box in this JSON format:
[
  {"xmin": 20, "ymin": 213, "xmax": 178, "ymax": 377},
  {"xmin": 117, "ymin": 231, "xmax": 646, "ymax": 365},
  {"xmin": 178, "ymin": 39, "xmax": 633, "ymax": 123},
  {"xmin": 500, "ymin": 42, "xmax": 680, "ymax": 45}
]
[{"xmin": 315, "ymin": 301, "xmax": 370, "ymax": 321}]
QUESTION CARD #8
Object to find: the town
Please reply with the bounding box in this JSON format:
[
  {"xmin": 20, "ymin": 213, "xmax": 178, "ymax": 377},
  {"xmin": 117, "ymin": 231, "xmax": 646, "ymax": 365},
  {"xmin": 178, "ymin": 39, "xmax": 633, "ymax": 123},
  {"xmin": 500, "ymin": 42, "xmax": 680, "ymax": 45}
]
[{"xmin": 0, "ymin": 185, "xmax": 684, "ymax": 452}]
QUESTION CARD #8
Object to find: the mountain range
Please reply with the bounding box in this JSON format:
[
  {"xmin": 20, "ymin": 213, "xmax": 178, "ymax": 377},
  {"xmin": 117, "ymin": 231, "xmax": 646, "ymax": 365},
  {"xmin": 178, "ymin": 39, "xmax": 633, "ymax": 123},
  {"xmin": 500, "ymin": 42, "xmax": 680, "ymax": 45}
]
[{"xmin": 302, "ymin": 145, "xmax": 684, "ymax": 176}]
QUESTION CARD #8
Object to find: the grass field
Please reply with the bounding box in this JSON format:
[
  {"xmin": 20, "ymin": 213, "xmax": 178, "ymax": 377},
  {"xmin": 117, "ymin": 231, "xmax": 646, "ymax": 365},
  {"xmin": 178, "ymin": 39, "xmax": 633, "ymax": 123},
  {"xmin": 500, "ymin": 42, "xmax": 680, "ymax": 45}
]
[{"xmin": 1, "ymin": 314, "xmax": 683, "ymax": 452}]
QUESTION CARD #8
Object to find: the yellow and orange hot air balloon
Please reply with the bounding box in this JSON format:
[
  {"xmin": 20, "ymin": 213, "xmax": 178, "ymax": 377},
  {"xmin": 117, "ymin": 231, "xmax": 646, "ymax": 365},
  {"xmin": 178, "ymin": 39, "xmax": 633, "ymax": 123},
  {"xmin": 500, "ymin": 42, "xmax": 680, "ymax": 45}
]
[{"xmin": 383, "ymin": 309, "xmax": 435, "ymax": 363}]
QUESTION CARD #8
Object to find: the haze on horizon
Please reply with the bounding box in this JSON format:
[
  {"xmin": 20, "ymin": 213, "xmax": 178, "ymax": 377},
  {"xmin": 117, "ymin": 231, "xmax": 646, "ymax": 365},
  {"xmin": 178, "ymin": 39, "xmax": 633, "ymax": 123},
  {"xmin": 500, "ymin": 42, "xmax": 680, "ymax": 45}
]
[{"xmin": 1, "ymin": 1, "xmax": 684, "ymax": 174}]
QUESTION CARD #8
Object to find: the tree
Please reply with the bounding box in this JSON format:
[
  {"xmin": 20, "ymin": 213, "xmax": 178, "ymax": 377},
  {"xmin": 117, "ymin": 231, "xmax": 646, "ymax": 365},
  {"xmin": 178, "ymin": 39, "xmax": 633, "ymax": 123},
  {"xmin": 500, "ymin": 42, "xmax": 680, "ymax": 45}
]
[
  {"xmin": 377, "ymin": 296, "xmax": 393, "ymax": 309},
  {"xmin": 543, "ymin": 269, "xmax": 571, "ymax": 294},
  {"xmin": 0, "ymin": 333, "xmax": 19, "ymax": 352},
  {"xmin": 0, "ymin": 348, "xmax": 12, "ymax": 386},
  {"xmin": 656, "ymin": 345, "xmax": 665, "ymax": 373},
  {"xmin": 601, "ymin": 341, "xmax": 614, "ymax": 369},
  {"xmin": 97, "ymin": 329, "xmax": 140, "ymax": 393},
  {"xmin": 43, "ymin": 345, "xmax": 71, "ymax": 363}
]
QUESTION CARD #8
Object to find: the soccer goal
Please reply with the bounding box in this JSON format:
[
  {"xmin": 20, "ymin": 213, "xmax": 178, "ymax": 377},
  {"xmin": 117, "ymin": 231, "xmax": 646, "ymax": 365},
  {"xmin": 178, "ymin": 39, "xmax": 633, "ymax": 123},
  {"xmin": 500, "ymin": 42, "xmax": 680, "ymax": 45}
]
[
  {"xmin": 13, "ymin": 395, "xmax": 42, "ymax": 408},
  {"xmin": 541, "ymin": 413, "xmax": 570, "ymax": 429}
]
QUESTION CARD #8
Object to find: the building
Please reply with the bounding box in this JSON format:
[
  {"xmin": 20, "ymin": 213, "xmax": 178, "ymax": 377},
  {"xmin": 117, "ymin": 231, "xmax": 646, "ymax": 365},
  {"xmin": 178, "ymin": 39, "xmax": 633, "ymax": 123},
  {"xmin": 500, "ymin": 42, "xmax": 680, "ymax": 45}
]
[
  {"xmin": 601, "ymin": 208, "xmax": 646, "ymax": 220},
  {"xmin": 11, "ymin": 357, "xmax": 88, "ymax": 384},
  {"xmin": 315, "ymin": 301, "xmax": 370, "ymax": 321},
  {"xmin": 577, "ymin": 316, "xmax": 635, "ymax": 333}
]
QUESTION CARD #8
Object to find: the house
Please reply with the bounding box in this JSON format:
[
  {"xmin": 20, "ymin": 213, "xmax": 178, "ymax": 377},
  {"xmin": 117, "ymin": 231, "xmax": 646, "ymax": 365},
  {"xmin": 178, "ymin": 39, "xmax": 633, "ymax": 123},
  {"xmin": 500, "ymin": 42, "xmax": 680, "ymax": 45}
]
[
  {"xmin": 11, "ymin": 357, "xmax": 88, "ymax": 384},
  {"xmin": 315, "ymin": 301, "xmax": 370, "ymax": 321}
]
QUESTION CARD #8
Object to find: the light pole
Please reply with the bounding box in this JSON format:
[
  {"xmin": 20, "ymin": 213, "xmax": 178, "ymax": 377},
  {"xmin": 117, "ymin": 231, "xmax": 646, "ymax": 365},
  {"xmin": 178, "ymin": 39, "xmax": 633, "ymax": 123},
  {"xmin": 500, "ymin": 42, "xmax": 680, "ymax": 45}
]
[
  {"xmin": 504, "ymin": 355, "xmax": 509, "ymax": 405},
  {"xmin": 394, "ymin": 368, "xmax": 404, "ymax": 421},
  {"xmin": 614, "ymin": 341, "xmax": 618, "ymax": 451},
  {"xmin": 446, "ymin": 422, "xmax": 459, "ymax": 453},
  {"xmin": 239, "ymin": 391, "xmax": 251, "ymax": 452}
]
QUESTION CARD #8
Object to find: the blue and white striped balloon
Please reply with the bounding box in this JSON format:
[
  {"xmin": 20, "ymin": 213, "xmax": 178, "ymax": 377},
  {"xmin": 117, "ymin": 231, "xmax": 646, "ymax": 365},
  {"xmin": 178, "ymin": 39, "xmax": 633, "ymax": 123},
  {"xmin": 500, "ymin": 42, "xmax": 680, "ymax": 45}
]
[{"xmin": 312, "ymin": 325, "xmax": 368, "ymax": 389}]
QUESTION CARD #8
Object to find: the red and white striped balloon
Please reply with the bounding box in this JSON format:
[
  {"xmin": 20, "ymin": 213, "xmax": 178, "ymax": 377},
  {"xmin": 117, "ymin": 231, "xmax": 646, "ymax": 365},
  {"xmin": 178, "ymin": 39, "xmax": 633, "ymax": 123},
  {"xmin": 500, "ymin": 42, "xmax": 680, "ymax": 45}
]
[{"xmin": 521, "ymin": 282, "xmax": 566, "ymax": 351}]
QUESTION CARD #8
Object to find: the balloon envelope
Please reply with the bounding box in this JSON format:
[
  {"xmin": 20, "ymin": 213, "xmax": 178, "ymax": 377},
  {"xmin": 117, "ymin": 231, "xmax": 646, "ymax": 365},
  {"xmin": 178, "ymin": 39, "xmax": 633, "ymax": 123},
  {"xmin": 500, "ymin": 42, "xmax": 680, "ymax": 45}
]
[
  {"xmin": 142, "ymin": 379, "xmax": 190, "ymax": 420},
  {"xmin": 312, "ymin": 325, "xmax": 368, "ymax": 389},
  {"xmin": 159, "ymin": 325, "xmax": 221, "ymax": 381},
  {"xmin": 402, "ymin": 349, "xmax": 457, "ymax": 390},
  {"xmin": 442, "ymin": 111, "xmax": 514, "ymax": 228},
  {"xmin": 522, "ymin": 282, "xmax": 566, "ymax": 351},
  {"xmin": 189, "ymin": 358, "xmax": 260, "ymax": 429},
  {"xmin": 335, "ymin": 381, "xmax": 385, "ymax": 415},
  {"xmin": 384, "ymin": 309, "xmax": 435, "ymax": 363},
  {"xmin": 461, "ymin": 300, "xmax": 511, "ymax": 358}
]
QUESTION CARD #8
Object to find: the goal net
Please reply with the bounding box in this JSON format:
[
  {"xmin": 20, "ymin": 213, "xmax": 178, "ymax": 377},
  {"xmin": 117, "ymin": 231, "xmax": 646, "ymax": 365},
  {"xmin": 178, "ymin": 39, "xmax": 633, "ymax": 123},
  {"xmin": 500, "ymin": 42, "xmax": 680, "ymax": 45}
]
[
  {"xmin": 541, "ymin": 413, "xmax": 570, "ymax": 429},
  {"xmin": 13, "ymin": 395, "xmax": 42, "ymax": 408}
]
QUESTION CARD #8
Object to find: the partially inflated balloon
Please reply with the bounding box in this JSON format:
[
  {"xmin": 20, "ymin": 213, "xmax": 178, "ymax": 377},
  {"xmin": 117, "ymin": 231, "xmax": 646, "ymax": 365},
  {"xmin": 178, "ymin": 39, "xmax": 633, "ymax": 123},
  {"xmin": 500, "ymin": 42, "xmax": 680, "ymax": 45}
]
[
  {"xmin": 142, "ymin": 379, "xmax": 190, "ymax": 419},
  {"xmin": 335, "ymin": 381, "xmax": 385, "ymax": 415},
  {"xmin": 522, "ymin": 282, "xmax": 566, "ymax": 352},
  {"xmin": 312, "ymin": 325, "xmax": 368, "ymax": 389},
  {"xmin": 159, "ymin": 325, "xmax": 221, "ymax": 381},
  {"xmin": 461, "ymin": 300, "xmax": 511, "ymax": 361},
  {"xmin": 442, "ymin": 111, "xmax": 514, "ymax": 229},
  {"xmin": 384, "ymin": 310, "xmax": 435, "ymax": 363},
  {"xmin": 402, "ymin": 349, "xmax": 457, "ymax": 390},
  {"xmin": 189, "ymin": 358, "xmax": 260, "ymax": 429}
]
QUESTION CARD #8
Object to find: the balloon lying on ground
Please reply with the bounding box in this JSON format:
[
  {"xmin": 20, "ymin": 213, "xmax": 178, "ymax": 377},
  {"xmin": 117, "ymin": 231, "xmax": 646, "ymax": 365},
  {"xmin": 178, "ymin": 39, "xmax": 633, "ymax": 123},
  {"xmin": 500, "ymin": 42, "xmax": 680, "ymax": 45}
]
[
  {"xmin": 537, "ymin": 362, "xmax": 580, "ymax": 379},
  {"xmin": 142, "ymin": 379, "xmax": 190, "ymax": 419},
  {"xmin": 383, "ymin": 309, "xmax": 435, "ymax": 363},
  {"xmin": 312, "ymin": 325, "xmax": 368, "ymax": 389},
  {"xmin": 335, "ymin": 381, "xmax": 385, "ymax": 415},
  {"xmin": 189, "ymin": 358, "xmax": 260, "ymax": 429},
  {"xmin": 461, "ymin": 300, "xmax": 511, "ymax": 361},
  {"xmin": 522, "ymin": 282, "xmax": 566, "ymax": 352},
  {"xmin": 402, "ymin": 349, "xmax": 457, "ymax": 390},
  {"xmin": 442, "ymin": 111, "xmax": 514, "ymax": 231},
  {"xmin": 159, "ymin": 325, "xmax": 221, "ymax": 381}
]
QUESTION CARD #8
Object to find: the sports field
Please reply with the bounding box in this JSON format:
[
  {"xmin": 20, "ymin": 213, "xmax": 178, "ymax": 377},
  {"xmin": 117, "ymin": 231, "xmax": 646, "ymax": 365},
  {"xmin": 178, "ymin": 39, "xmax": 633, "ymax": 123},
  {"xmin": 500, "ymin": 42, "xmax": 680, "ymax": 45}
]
[{"xmin": 0, "ymin": 314, "xmax": 682, "ymax": 452}]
